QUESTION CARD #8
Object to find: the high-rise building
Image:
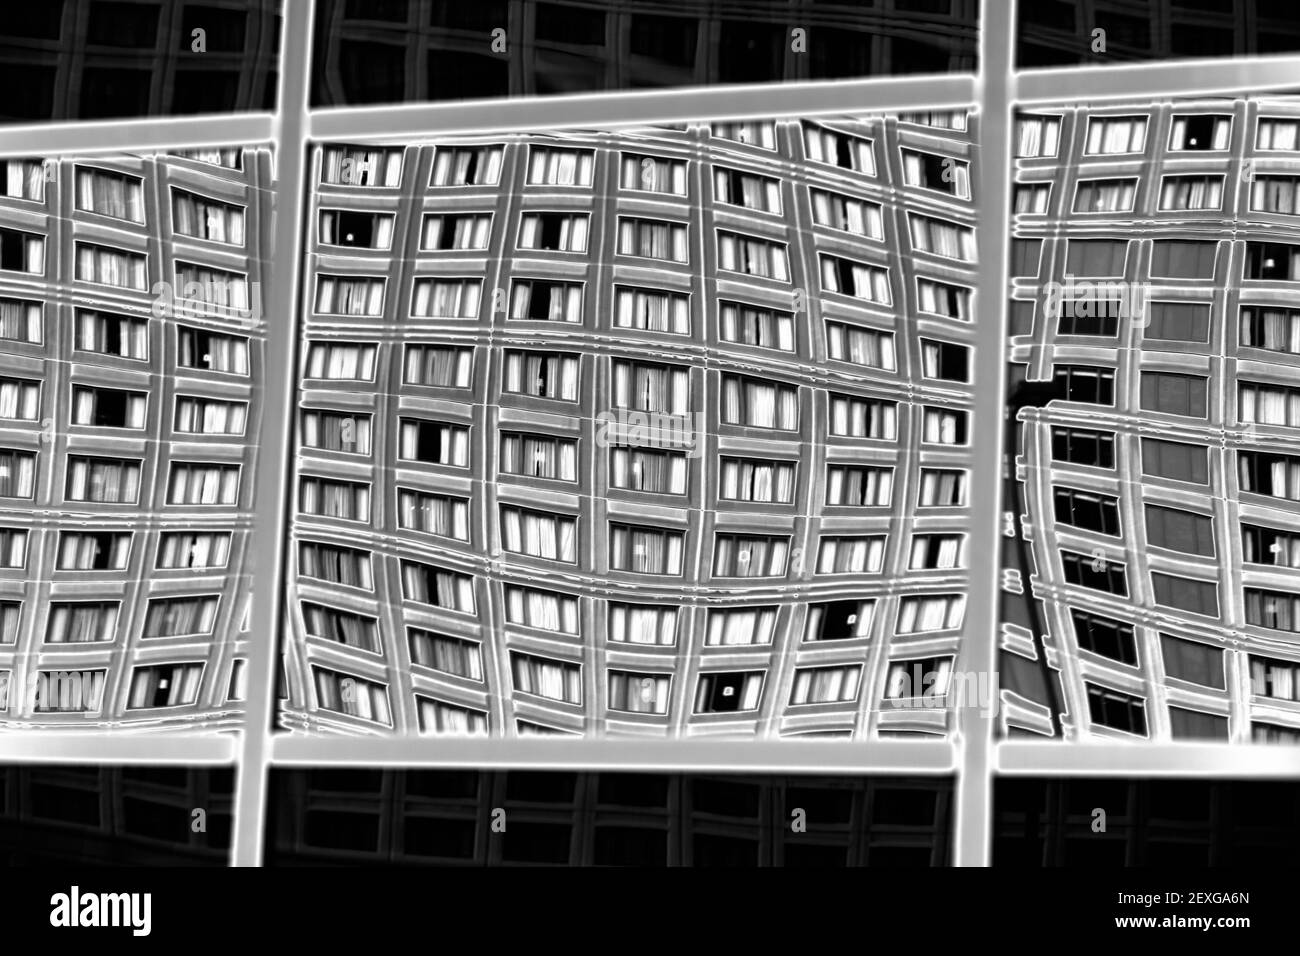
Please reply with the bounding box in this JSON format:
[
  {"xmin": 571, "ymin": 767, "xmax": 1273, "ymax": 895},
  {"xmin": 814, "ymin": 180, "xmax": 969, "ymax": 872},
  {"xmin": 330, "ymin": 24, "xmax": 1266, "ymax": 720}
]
[
  {"xmin": 310, "ymin": 0, "xmax": 979, "ymax": 107},
  {"xmin": 0, "ymin": 0, "xmax": 281, "ymax": 122},
  {"xmin": 280, "ymin": 112, "xmax": 982, "ymax": 738},
  {"xmin": 267, "ymin": 768, "xmax": 953, "ymax": 866},
  {"xmin": 1001, "ymin": 98, "xmax": 1300, "ymax": 743},
  {"xmin": 0, "ymin": 147, "xmax": 273, "ymax": 729}
]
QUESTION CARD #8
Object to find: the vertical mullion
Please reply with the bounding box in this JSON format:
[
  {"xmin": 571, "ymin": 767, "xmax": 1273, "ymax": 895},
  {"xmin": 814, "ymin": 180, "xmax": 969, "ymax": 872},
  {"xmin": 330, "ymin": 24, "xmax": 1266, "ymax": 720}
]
[
  {"xmin": 229, "ymin": 0, "xmax": 314, "ymax": 868},
  {"xmin": 952, "ymin": 0, "xmax": 1016, "ymax": 867}
]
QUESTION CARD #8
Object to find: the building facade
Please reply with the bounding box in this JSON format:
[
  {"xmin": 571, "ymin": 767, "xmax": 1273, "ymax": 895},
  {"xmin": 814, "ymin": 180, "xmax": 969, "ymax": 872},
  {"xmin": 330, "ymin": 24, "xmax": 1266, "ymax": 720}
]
[
  {"xmin": 1002, "ymin": 97, "xmax": 1300, "ymax": 742},
  {"xmin": 281, "ymin": 113, "xmax": 983, "ymax": 738},
  {"xmin": 0, "ymin": 147, "xmax": 273, "ymax": 730}
]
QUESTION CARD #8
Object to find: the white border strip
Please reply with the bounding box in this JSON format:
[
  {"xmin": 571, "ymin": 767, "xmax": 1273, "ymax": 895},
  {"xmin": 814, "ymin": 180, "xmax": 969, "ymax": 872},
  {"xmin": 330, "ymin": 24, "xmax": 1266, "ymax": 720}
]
[
  {"xmin": 950, "ymin": 0, "xmax": 1014, "ymax": 869},
  {"xmin": 0, "ymin": 734, "xmax": 235, "ymax": 764},
  {"xmin": 229, "ymin": 0, "xmax": 313, "ymax": 869},
  {"xmin": 272, "ymin": 736, "xmax": 958, "ymax": 773},
  {"xmin": 1016, "ymin": 55, "xmax": 1300, "ymax": 103},
  {"xmin": 308, "ymin": 75, "xmax": 977, "ymax": 140},
  {"xmin": 0, "ymin": 115, "xmax": 275, "ymax": 157},
  {"xmin": 997, "ymin": 742, "xmax": 1300, "ymax": 777}
]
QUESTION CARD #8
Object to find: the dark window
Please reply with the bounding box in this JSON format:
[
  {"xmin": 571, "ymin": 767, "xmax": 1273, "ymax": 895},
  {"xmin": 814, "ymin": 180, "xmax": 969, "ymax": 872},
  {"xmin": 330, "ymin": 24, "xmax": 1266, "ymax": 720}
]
[
  {"xmin": 1169, "ymin": 707, "xmax": 1228, "ymax": 740},
  {"xmin": 331, "ymin": 211, "xmax": 375, "ymax": 247},
  {"xmin": 1061, "ymin": 550, "xmax": 1128, "ymax": 595},
  {"xmin": 180, "ymin": 6, "xmax": 246, "ymax": 50},
  {"xmin": 80, "ymin": 68, "xmax": 152, "ymax": 119},
  {"xmin": 339, "ymin": 40, "xmax": 406, "ymax": 104},
  {"xmin": 1245, "ymin": 242, "xmax": 1298, "ymax": 281},
  {"xmin": 7, "ymin": 4, "xmax": 63, "ymax": 38},
  {"xmin": 87, "ymin": 1, "xmax": 159, "ymax": 46},
  {"xmin": 809, "ymin": 600, "xmax": 864, "ymax": 641},
  {"xmin": 1067, "ymin": 240, "xmax": 1127, "ymax": 277},
  {"xmin": 718, "ymin": 22, "xmax": 785, "ymax": 83},
  {"xmin": 922, "ymin": 340, "xmax": 969, "ymax": 381},
  {"xmin": 1145, "ymin": 302, "xmax": 1211, "ymax": 342},
  {"xmin": 629, "ymin": 14, "xmax": 697, "ymax": 67},
  {"xmin": 1096, "ymin": 9, "xmax": 1150, "ymax": 47},
  {"xmin": 1174, "ymin": 114, "xmax": 1221, "ymax": 150},
  {"xmin": 906, "ymin": 150, "xmax": 960, "ymax": 194},
  {"xmin": 1010, "ymin": 238, "xmax": 1041, "ymax": 277},
  {"xmin": 1151, "ymin": 573, "xmax": 1220, "ymax": 617},
  {"xmin": 1053, "ymin": 365, "xmax": 1115, "ymax": 405},
  {"xmin": 1057, "ymin": 303, "xmax": 1119, "ymax": 336},
  {"xmin": 1053, "ymin": 487, "xmax": 1121, "ymax": 535},
  {"xmin": 1140, "ymin": 372, "xmax": 1208, "ymax": 418},
  {"xmin": 1009, "ymin": 300, "xmax": 1035, "ymax": 335},
  {"xmin": 345, "ymin": 0, "xmax": 409, "ymax": 22},
  {"xmin": 0, "ymin": 228, "xmax": 38, "ymax": 271},
  {"xmin": 429, "ymin": 0, "xmax": 506, "ymax": 30},
  {"xmin": 428, "ymin": 51, "xmax": 509, "ymax": 100},
  {"xmin": 1051, "ymin": 427, "xmax": 1115, "ymax": 468},
  {"xmin": 1071, "ymin": 610, "xmax": 1138, "ymax": 665},
  {"xmin": 696, "ymin": 672, "xmax": 755, "ymax": 713},
  {"xmin": 1239, "ymin": 451, "xmax": 1300, "ymax": 498},
  {"xmin": 1160, "ymin": 635, "xmax": 1225, "ymax": 689},
  {"xmin": 889, "ymin": 36, "xmax": 952, "ymax": 73},
  {"xmin": 1151, "ymin": 240, "xmax": 1217, "ymax": 279},
  {"xmin": 1242, "ymin": 524, "xmax": 1300, "ymax": 565},
  {"xmin": 808, "ymin": 29, "xmax": 873, "ymax": 79},
  {"xmin": 534, "ymin": 3, "xmax": 606, "ymax": 45},
  {"xmin": 1145, "ymin": 505, "xmax": 1215, "ymax": 556},
  {"xmin": 1141, "ymin": 438, "xmax": 1207, "ymax": 484},
  {"xmin": 1086, "ymin": 684, "xmax": 1147, "ymax": 735}
]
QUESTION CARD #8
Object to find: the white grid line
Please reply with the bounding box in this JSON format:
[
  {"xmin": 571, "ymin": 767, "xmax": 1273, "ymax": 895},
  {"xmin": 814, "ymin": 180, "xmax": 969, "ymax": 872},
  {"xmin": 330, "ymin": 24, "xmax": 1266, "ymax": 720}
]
[
  {"xmin": 0, "ymin": 3, "xmax": 1297, "ymax": 868},
  {"xmin": 271, "ymin": 736, "xmax": 958, "ymax": 772},
  {"xmin": 950, "ymin": 0, "xmax": 1013, "ymax": 869},
  {"xmin": 228, "ymin": 0, "xmax": 314, "ymax": 869}
]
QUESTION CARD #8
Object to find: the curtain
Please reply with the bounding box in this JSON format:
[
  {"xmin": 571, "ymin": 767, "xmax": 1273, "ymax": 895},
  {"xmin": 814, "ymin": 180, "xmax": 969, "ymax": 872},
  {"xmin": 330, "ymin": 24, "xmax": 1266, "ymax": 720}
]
[
  {"xmin": 706, "ymin": 608, "xmax": 776, "ymax": 646},
  {"xmin": 620, "ymin": 155, "xmax": 686, "ymax": 194},
  {"xmin": 611, "ymin": 525, "xmax": 682, "ymax": 575},
  {"xmin": 430, "ymin": 146, "xmax": 501, "ymax": 187},
  {"xmin": 527, "ymin": 147, "xmax": 593, "ymax": 186},
  {"xmin": 500, "ymin": 433, "xmax": 576, "ymax": 481},
  {"xmin": 829, "ymin": 396, "xmax": 897, "ymax": 439},
  {"xmin": 405, "ymin": 344, "xmax": 470, "ymax": 387},
  {"xmin": 611, "ymin": 448, "xmax": 686, "ymax": 494},
  {"xmin": 1258, "ymin": 119, "xmax": 1300, "ymax": 151},
  {"xmin": 791, "ymin": 666, "xmax": 861, "ymax": 705},
  {"xmin": 617, "ymin": 288, "xmax": 688, "ymax": 333},
  {"xmin": 511, "ymin": 653, "xmax": 581, "ymax": 703},
  {"xmin": 0, "ymin": 299, "xmax": 39, "ymax": 343},
  {"xmin": 897, "ymin": 596, "xmax": 965, "ymax": 634},
  {"xmin": 506, "ymin": 586, "xmax": 578, "ymax": 633},
  {"xmin": 816, "ymin": 536, "xmax": 883, "ymax": 574},
  {"xmin": 0, "ymin": 379, "xmax": 38, "ymax": 420},
  {"xmin": 828, "ymin": 322, "xmax": 895, "ymax": 369},
  {"xmin": 713, "ymin": 122, "xmax": 776, "ymax": 148},
  {"xmin": 1015, "ymin": 116, "xmax": 1060, "ymax": 157},
  {"xmin": 714, "ymin": 535, "xmax": 788, "ymax": 577}
]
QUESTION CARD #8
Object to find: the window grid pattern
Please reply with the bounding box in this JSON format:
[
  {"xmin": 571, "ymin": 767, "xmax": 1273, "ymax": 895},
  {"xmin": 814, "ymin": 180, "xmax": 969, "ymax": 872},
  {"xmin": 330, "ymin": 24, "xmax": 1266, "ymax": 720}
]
[
  {"xmin": 1003, "ymin": 98, "xmax": 1300, "ymax": 743},
  {"xmin": 0, "ymin": 148, "xmax": 272, "ymax": 727},
  {"xmin": 283, "ymin": 118, "xmax": 980, "ymax": 738}
]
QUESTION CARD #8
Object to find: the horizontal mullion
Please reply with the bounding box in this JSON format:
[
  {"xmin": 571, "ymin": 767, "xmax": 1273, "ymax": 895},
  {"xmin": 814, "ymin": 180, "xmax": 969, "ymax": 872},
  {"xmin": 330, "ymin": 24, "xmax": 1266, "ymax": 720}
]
[
  {"xmin": 996, "ymin": 741, "xmax": 1300, "ymax": 776},
  {"xmin": 1016, "ymin": 55, "xmax": 1300, "ymax": 104},
  {"xmin": 309, "ymin": 76, "xmax": 977, "ymax": 142},
  {"xmin": 0, "ymin": 732, "xmax": 236, "ymax": 764},
  {"xmin": 0, "ymin": 114, "xmax": 276, "ymax": 158},
  {"xmin": 272, "ymin": 736, "xmax": 958, "ymax": 773}
]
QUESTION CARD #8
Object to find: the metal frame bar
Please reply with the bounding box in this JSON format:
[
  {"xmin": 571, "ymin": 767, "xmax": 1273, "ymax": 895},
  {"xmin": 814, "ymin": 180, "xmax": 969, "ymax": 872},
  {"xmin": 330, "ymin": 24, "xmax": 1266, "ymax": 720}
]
[{"xmin": 0, "ymin": 0, "xmax": 1296, "ymax": 868}]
